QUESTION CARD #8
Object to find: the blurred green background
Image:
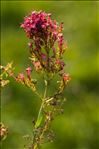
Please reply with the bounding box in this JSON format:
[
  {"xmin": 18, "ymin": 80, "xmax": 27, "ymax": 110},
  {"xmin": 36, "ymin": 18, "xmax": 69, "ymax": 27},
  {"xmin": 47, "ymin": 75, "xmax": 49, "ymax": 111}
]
[{"xmin": 1, "ymin": 1, "xmax": 99, "ymax": 149}]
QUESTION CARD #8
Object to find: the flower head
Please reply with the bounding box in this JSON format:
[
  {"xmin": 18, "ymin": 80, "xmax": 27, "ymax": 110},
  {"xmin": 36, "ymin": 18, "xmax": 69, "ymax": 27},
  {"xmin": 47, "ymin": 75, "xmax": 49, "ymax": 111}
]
[
  {"xmin": 21, "ymin": 11, "xmax": 58, "ymax": 40},
  {"xmin": 21, "ymin": 11, "xmax": 67, "ymax": 74}
]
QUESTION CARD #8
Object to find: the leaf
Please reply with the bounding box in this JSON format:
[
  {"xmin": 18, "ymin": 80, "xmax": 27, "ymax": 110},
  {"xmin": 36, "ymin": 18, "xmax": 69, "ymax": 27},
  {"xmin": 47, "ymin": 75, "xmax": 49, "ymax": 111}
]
[
  {"xmin": 35, "ymin": 112, "xmax": 43, "ymax": 128},
  {"xmin": 44, "ymin": 80, "xmax": 47, "ymax": 86}
]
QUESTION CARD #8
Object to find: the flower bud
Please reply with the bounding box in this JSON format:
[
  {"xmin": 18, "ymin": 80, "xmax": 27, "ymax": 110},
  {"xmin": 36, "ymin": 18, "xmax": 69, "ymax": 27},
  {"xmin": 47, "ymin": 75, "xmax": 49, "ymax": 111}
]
[
  {"xmin": 41, "ymin": 53, "xmax": 46, "ymax": 60},
  {"xmin": 63, "ymin": 73, "xmax": 71, "ymax": 82},
  {"xmin": 28, "ymin": 42, "xmax": 33, "ymax": 49},
  {"xmin": 0, "ymin": 123, "xmax": 8, "ymax": 141},
  {"xmin": 26, "ymin": 67, "xmax": 32, "ymax": 79}
]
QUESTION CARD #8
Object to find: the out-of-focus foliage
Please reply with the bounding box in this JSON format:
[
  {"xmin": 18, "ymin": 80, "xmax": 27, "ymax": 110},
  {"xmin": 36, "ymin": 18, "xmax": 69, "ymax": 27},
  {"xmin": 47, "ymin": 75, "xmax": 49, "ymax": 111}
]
[{"xmin": 1, "ymin": 1, "xmax": 99, "ymax": 149}]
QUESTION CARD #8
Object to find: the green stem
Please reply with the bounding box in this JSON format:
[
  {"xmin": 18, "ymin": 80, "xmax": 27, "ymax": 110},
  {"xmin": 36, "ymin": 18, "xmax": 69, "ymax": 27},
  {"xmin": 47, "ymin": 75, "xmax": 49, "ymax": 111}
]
[
  {"xmin": 43, "ymin": 80, "xmax": 48, "ymax": 99},
  {"xmin": 35, "ymin": 99, "xmax": 44, "ymax": 129},
  {"xmin": 32, "ymin": 80, "xmax": 48, "ymax": 148}
]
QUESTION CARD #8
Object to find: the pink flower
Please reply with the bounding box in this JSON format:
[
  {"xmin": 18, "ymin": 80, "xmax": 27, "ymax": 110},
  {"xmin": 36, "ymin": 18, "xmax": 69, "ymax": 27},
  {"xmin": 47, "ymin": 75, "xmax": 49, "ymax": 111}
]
[
  {"xmin": 63, "ymin": 73, "xmax": 71, "ymax": 82},
  {"xmin": 26, "ymin": 67, "xmax": 32, "ymax": 79},
  {"xmin": 28, "ymin": 42, "xmax": 33, "ymax": 49},
  {"xmin": 21, "ymin": 11, "xmax": 66, "ymax": 73},
  {"xmin": 55, "ymin": 59, "xmax": 65, "ymax": 70},
  {"xmin": 21, "ymin": 11, "xmax": 60, "ymax": 44},
  {"xmin": 59, "ymin": 22, "xmax": 64, "ymax": 32},
  {"xmin": 33, "ymin": 61, "xmax": 42, "ymax": 71},
  {"xmin": 53, "ymin": 31, "xmax": 57, "ymax": 40},
  {"xmin": 41, "ymin": 53, "xmax": 46, "ymax": 60},
  {"xmin": 17, "ymin": 73, "xmax": 25, "ymax": 82},
  {"xmin": 58, "ymin": 33, "xmax": 64, "ymax": 55}
]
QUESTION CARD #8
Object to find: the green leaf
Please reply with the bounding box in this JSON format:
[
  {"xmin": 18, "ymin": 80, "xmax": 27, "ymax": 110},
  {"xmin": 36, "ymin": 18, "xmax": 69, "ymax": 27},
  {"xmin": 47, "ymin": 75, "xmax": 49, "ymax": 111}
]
[{"xmin": 35, "ymin": 112, "xmax": 43, "ymax": 128}]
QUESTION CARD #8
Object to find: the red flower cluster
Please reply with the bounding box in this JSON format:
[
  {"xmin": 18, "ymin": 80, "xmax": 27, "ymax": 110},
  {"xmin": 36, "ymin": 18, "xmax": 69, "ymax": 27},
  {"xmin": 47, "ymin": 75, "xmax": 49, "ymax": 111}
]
[
  {"xmin": 21, "ymin": 11, "xmax": 69, "ymax": 80},
  {"xmin": 21, "ymin": 11, "xmax": 61, "ymax": 41}
]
